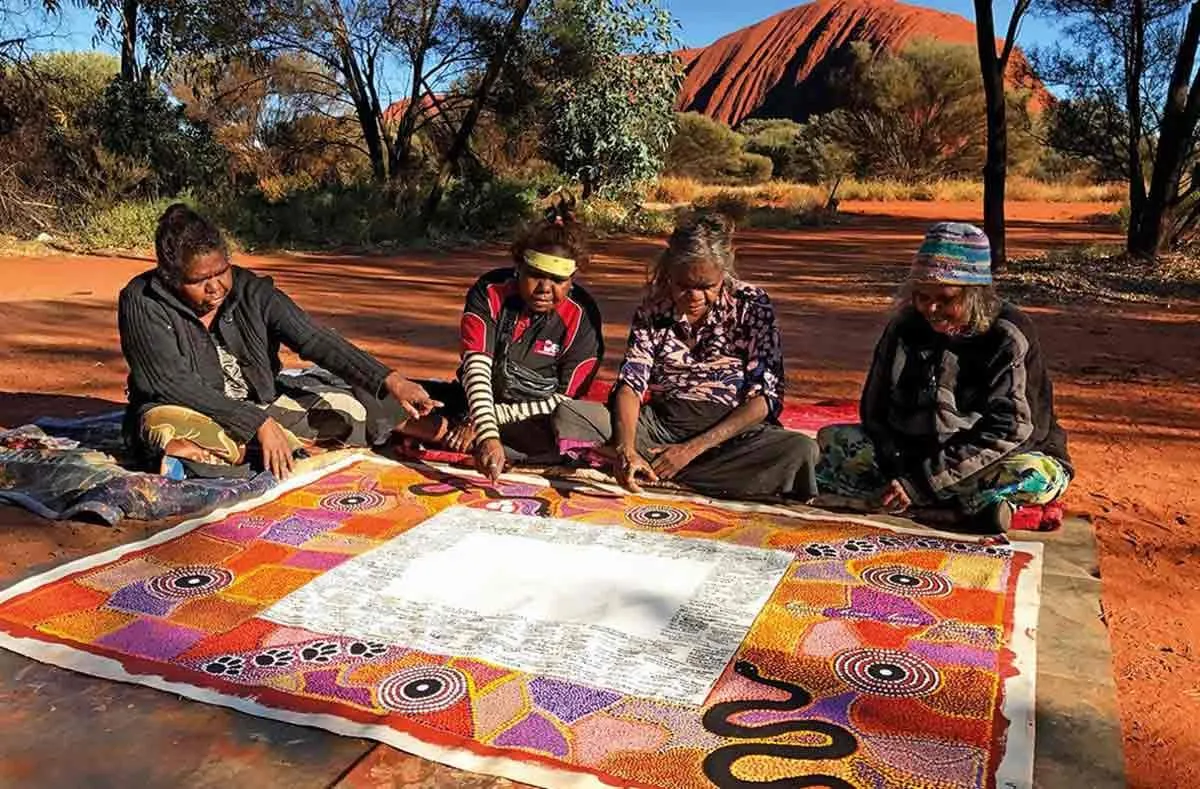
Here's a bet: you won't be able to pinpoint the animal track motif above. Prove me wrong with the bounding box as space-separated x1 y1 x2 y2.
300 641 341 663
347 641 388 659
842 538 877 554
203 655 245 677
252 648 295 668
804 543 838 558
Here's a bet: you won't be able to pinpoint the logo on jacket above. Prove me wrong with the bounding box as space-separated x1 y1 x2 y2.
533 339 560 356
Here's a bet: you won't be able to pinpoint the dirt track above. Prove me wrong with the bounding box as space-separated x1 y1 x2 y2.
1 201 1197 788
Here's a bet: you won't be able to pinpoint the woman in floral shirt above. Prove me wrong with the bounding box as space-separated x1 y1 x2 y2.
553 214 819 500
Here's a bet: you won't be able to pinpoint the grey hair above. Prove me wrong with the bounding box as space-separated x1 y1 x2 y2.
895 281 1001 335
650 213 737 295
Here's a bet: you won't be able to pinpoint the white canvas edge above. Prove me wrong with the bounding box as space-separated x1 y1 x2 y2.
0 451 1038 788
0 628 612 789
994 539 1043 789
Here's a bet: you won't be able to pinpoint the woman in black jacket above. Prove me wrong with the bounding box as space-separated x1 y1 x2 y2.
119 204 437 479
816 222 1072 533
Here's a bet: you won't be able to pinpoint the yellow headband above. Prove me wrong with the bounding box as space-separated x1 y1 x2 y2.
523 249 576 278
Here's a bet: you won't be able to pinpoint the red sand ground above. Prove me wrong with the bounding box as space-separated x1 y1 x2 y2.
0 201 1197 788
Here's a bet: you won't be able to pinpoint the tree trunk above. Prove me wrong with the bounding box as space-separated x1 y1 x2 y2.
119 0 139 83
1124 0 1150 250
422 0 532 221
1129 0 1200 259
340 47 387 182
974 0 1008 272
389 0 441 179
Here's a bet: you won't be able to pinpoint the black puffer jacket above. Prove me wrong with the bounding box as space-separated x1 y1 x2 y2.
118 266 392 444
861 302 1071 503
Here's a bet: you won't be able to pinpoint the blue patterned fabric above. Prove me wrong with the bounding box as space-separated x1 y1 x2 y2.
911 222 993 286
0 412 272 525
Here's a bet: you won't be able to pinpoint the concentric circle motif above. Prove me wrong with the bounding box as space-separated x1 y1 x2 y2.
319 490 388 512
626 505 690 529
860 565 953 598
377 666 468 714
145 566 235 600
833 648 942 698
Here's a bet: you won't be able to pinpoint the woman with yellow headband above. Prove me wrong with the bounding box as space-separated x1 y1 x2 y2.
400 200 603 480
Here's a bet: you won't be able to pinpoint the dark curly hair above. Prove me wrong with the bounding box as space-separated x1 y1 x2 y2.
510 193 590 272
154 203 228 284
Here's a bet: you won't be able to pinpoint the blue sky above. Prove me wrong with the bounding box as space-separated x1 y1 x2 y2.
39 1 1062 56
668 0 1060 50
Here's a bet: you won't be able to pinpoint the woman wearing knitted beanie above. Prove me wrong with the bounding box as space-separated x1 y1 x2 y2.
816 222 1072 533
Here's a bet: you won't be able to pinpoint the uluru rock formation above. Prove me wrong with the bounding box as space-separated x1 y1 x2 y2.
677 0 1041 126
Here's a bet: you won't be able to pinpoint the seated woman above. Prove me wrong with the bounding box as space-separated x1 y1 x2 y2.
554 213 819 500
817 222 1072 533
399 201 603 481
119 204 438 480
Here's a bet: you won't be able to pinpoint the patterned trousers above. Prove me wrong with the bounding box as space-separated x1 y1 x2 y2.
139 373 391 466
815 424 1070 513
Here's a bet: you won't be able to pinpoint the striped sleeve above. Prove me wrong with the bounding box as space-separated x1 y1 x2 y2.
462 352 500 443
494 395 566 425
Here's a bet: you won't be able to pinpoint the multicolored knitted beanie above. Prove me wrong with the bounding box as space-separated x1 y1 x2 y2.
910 222 993 285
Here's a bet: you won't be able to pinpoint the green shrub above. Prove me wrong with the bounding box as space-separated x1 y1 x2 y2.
664 112 745 182
728 152 774 185
74 195 184 250
433 177 538 237
95 79 227 197
205 176 539 250
578 199 674 236
740 118 806 181
207 183 413 249
663 114 777 185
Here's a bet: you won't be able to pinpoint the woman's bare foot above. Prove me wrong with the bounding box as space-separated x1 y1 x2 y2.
161 438 227 473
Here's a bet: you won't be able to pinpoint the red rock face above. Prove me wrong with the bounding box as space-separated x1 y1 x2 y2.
676 0 1043 126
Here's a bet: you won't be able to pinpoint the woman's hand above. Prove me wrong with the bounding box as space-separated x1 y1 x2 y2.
649 441 704 480
446 420 476 453
384 372 442 420
256 417 295 479
615 447 658 493
880 479 912 512
475 437 506 482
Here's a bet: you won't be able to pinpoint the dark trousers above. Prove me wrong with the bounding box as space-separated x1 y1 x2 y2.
553 398 819 501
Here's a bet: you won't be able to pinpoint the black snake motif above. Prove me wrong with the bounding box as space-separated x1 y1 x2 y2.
702 661 858 789
407 476 552 516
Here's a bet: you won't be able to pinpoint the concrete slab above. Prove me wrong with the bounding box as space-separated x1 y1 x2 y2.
1034 674 1127 789
0 648 372 789
1028 517 1103 581
1021 518 1126 788
1036 572 1115 686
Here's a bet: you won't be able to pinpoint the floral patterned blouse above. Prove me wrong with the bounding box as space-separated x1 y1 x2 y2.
617 279 785 419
